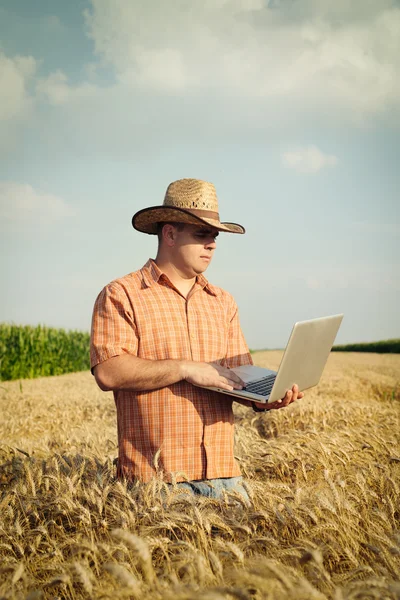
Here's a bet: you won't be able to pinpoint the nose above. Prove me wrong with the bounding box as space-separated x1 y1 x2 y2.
205 237 217 249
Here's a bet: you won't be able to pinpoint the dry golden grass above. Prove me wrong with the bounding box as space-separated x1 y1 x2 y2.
0 352 399 599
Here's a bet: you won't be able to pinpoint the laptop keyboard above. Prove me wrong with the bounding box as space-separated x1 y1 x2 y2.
245 374 276 397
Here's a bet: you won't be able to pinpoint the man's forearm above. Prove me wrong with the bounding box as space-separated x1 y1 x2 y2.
94 353 245 393
94 354 187 392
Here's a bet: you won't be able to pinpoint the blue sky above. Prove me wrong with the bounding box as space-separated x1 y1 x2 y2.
1 0 399 349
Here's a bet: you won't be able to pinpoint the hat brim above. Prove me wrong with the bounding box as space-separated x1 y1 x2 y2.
132 206 245 234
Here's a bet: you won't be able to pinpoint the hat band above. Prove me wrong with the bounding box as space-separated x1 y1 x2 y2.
183 208 220 221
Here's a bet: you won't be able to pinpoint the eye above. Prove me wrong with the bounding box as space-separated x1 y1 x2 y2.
194 229 219 241
197 233 217 240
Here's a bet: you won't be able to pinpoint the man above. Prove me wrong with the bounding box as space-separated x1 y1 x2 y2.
90 178 303 500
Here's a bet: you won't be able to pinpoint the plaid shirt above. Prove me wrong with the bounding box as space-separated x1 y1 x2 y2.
90 259 253 483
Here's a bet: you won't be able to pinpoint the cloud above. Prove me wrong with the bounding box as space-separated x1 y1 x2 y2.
0 182 75 229
281 146 338 174
82 0 400 119
0 51 36 121
36 70 97 106
2 0 400 160
0 51 38 156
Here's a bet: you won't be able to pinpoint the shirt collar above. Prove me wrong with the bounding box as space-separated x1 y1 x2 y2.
141 259 220 296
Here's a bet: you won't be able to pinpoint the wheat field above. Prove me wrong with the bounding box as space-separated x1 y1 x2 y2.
0 351 399 599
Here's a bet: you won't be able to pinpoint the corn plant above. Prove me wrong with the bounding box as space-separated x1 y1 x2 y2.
0 323 90 381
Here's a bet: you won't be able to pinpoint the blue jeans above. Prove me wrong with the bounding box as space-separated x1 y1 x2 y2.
168 476 250 504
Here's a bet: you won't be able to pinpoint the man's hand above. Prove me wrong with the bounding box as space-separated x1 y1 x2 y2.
181 361 245 391
252 384 304 411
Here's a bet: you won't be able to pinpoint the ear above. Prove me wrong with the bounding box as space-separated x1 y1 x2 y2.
162 224 177 247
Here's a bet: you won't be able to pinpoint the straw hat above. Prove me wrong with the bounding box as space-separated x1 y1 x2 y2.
132 178 245 235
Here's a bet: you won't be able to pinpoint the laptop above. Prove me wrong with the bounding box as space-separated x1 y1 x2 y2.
196 314 343 404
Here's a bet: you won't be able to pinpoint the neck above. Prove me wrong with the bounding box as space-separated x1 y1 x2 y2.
154 253 196 296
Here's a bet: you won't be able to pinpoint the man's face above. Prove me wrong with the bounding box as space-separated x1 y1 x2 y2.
171 223 219 276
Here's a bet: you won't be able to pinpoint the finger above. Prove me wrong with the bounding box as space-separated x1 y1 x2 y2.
291 384 299 403
218 376 243 390
227 377 244 389
268 388 294 409
215 378 235 391
282 389 292 406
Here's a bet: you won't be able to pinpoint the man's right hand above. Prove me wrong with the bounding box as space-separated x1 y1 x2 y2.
180 361 245 391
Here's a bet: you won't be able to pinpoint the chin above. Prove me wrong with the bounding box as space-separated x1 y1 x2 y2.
198 262 210 272
192 266 206 276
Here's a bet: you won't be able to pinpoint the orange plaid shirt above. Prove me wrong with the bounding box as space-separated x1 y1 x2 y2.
90 259 253 483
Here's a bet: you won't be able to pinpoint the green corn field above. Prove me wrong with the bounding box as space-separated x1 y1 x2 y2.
0 323 90 381
332 338 400 353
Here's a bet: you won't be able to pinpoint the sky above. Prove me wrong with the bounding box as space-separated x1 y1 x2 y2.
0 0 399 349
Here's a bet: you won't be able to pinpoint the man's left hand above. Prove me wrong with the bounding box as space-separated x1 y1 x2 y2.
252 384 304 411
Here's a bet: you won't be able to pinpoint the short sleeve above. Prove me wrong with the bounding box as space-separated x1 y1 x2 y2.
222 295 253 369
90 282 139 371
